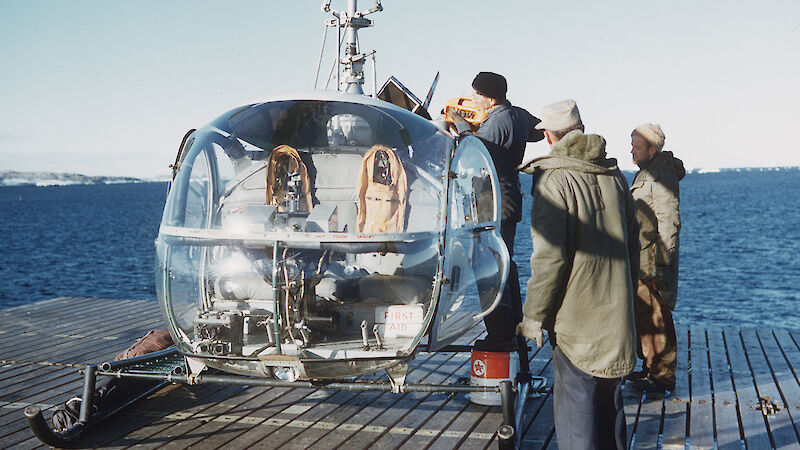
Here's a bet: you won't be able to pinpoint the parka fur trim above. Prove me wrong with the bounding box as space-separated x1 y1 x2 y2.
520 130 619 175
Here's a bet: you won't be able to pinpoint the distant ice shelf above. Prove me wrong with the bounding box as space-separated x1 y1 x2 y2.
689 166 799 174
0 170 144 187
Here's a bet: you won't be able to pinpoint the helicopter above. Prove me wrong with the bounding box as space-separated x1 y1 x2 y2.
157 0 508 388
25 1 541 448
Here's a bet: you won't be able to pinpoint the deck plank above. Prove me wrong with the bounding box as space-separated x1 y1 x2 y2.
633 390 665 449
662 323 689 448
774 329 800 406
726 327 773 449
706 326 743 450
782 330 800 377
518 393 555 450
516 341 555 450
689 325 715 449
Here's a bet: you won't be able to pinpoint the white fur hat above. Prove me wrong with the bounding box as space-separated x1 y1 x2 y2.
633 123 665 149
534 99 582 131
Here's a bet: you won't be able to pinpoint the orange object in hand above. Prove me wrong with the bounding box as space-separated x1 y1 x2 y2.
442 96 487 125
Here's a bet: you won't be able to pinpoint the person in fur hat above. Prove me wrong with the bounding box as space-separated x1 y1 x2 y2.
517 99 638 450
447 72 544 352
627 124 686 393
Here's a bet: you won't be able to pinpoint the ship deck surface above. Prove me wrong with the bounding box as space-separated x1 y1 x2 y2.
1 297 799 449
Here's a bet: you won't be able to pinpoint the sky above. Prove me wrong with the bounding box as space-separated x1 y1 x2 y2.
1 0 798 178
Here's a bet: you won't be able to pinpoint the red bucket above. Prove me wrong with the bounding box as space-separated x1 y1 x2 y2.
469 350 519 405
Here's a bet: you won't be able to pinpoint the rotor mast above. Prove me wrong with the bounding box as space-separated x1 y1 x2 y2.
320 0 382 95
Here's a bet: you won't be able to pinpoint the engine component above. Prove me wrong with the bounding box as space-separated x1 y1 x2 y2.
194 311 243 355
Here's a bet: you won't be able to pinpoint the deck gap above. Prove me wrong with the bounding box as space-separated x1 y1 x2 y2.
704 328 722 448
627 388 645 449
542 426 555 449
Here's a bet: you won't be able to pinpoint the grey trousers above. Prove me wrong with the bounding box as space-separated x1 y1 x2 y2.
552 345 627 450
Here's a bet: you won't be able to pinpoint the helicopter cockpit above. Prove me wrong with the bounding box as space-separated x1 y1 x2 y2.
155 92 509 381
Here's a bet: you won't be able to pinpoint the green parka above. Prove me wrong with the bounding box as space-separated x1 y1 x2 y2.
520 130 639 378
631 150 685 309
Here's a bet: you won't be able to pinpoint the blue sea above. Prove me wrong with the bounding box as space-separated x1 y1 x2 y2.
1 170 799 329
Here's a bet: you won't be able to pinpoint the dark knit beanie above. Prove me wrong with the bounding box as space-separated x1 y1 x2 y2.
472 72 507 100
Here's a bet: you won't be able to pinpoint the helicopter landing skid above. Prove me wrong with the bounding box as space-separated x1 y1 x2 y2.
24 347 547 449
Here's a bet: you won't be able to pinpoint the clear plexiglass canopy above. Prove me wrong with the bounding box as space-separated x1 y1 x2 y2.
155 92 508 379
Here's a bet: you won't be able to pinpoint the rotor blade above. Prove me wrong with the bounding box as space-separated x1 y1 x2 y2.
423 71 439 111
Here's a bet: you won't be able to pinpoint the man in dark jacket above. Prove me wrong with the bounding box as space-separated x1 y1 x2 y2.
628 124 686 392
448 71 544 351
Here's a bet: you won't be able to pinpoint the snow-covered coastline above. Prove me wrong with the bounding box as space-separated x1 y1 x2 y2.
0 170 145 187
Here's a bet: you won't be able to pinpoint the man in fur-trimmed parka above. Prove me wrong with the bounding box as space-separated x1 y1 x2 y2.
517 99 638 450
627 124 685 393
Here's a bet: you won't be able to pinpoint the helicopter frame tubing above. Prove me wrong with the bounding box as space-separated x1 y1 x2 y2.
24 345 545 449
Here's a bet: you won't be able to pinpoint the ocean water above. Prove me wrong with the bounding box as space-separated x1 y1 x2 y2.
0 183 168 306
1 171 799 329
513 169 800 330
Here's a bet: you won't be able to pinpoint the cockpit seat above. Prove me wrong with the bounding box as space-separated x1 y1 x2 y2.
356 145 408 233
265 144 313 212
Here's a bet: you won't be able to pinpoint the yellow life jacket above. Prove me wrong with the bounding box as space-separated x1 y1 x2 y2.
356 145 408 233
265 145 313 212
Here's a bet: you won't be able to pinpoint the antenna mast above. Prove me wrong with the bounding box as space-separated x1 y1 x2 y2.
319 0 382 95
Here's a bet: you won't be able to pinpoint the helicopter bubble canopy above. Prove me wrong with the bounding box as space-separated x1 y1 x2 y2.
155 92 509 379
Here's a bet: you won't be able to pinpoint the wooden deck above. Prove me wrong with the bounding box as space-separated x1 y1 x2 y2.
1 298 800 449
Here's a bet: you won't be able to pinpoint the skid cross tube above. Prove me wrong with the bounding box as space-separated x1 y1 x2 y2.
94 369 503 393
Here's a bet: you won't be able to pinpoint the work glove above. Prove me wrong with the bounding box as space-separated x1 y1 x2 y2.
516 317 544 348
446 108 467 125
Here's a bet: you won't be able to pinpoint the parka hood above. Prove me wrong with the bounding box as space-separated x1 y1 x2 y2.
520 130 619 175
649 151 686 180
